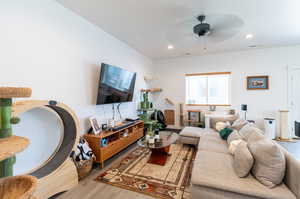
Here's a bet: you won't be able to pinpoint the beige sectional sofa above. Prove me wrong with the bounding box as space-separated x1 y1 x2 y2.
180 124 300 199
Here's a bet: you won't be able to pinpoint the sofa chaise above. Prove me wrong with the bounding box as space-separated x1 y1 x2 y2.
179 118 300 199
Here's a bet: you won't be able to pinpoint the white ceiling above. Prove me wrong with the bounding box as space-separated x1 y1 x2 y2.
57 0 300 60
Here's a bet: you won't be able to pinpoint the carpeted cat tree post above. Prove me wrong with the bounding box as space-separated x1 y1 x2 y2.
0 87 32 177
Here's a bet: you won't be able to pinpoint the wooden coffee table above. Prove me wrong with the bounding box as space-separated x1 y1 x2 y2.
138 131 179 166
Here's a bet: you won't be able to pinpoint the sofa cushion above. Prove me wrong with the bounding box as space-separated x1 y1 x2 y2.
239 123 264 141
216 121 230 131
198 133 230 154
229 139 243 154
200 131 220 138
231 118 248 130
248 139 286 188
191 184 263 199
179 126 212 138
210 115 239 130
227 130 242 145
247 129 265 143
192 150 296 199
233 140 254 177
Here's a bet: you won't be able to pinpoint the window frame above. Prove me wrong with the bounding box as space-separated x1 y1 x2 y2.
185 72 231 106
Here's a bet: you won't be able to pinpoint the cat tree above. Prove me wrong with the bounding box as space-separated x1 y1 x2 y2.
0 87 38 199
0 88 79 199
0 87 32 177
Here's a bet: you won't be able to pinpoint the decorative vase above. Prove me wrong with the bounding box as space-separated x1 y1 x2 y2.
148 138 155 144
145 134 151 141
209 105 216 112
229 109 235 115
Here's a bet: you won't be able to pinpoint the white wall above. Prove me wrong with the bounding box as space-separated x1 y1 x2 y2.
153 46 300 133
0 0 153 132
0 0 153 175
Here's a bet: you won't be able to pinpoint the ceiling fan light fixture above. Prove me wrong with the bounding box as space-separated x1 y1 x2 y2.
193 22 210 37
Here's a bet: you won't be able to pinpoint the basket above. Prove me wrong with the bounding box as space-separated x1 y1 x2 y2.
75 157 94 180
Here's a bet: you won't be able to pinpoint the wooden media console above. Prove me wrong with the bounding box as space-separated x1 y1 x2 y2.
84 121 144 168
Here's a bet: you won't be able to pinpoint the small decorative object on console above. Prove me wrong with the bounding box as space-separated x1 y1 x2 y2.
102 123 108 131
209 105 216 111
89 117 101 134
229 109 236 115
108 118 115 128
101 138 108 147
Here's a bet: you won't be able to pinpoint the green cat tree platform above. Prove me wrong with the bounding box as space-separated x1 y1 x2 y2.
0 87 32 177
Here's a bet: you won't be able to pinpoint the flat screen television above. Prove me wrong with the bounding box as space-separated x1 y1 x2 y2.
96 63 136 105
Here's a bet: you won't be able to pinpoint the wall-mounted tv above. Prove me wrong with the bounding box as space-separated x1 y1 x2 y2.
96 63 136 105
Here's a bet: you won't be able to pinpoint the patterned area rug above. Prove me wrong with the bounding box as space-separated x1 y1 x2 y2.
95 143 196 199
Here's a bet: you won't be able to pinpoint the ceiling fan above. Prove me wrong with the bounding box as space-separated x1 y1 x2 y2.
193 15 211 37
168 14 244 47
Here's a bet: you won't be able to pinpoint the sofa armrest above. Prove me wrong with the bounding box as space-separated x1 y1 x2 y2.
278 144 300 199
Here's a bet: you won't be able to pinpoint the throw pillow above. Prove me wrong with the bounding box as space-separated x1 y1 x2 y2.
215 121 230 132
219 127 233 140
231 118 248 130
229 139 243 154
227 130 242 145
239 123 264 141
248 139 286 188
233 140 254 178
247 129 265 143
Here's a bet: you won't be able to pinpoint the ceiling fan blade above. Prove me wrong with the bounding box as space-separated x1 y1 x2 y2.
207 14 244 32
208 28 240 43
205 14 243 43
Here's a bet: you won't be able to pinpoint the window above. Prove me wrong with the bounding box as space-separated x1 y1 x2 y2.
185 72 231 106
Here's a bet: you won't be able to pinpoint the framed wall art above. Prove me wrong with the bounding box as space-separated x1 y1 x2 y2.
247 76 269 90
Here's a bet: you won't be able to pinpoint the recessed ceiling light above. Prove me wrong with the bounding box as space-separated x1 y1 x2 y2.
167 45 174 50
245 34 254 39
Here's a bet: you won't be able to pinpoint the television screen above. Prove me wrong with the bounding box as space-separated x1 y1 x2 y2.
96 63 136 104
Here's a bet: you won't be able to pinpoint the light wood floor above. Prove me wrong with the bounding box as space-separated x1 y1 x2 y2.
56 143 154 199
56 136 300 199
